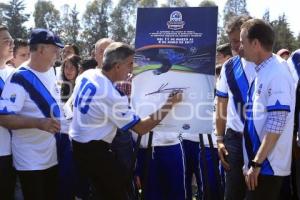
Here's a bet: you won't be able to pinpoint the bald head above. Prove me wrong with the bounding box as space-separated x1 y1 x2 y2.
95 38 114 68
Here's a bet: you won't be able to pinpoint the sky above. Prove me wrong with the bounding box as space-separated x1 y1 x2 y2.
2 0 300 36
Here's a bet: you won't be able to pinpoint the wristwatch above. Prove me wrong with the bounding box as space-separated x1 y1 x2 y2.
249 160 263 168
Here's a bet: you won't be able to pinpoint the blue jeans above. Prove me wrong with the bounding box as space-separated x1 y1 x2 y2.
224 128 246 200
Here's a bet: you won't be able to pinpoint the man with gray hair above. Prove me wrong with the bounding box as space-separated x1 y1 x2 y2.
70 42 183 199
96 38 136 198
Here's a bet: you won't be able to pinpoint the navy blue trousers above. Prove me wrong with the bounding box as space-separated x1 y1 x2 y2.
0 155 15 200
183 140 223 200
137 143 186 200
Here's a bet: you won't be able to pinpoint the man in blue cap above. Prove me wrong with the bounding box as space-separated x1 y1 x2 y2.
0 28 63 200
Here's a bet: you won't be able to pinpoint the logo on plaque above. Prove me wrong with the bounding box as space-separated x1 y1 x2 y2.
167 11 185 30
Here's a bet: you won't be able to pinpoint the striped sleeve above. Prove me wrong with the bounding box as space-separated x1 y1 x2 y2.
216 63 228 98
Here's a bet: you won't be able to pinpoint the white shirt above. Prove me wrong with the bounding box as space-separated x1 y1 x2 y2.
216 56 256 133
69 69 140 143
243 55 295 176
59 104 72 134
60 96 73 134
55 74 72 135
55 66 63 81
0 66 60 170
0 65 15 156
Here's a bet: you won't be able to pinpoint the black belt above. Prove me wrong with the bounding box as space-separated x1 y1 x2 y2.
226 128 243 138
72 139 111 151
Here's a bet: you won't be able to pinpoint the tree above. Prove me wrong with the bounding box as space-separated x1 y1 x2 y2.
81 0 112 54
199 0 217 7
110 6 126 43
0 3 9 25
162 0 188 7
297 33 300 49
262 9 270 22
218 0 249 45
33 1 60 33
137 0 158 7
198 0 221 46
223 0 249 24
60 5 81 44
271 14 297 52
3 0 29 38
110 0 136 44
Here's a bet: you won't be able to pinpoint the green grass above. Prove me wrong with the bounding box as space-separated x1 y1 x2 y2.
133 64 195 75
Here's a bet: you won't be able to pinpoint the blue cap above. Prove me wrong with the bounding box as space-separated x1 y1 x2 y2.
29 28 64 48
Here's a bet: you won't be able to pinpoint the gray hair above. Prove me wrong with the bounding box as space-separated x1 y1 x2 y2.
102 42 135 72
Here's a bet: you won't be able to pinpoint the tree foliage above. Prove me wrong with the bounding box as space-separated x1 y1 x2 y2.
33 1 60 33
137 0 158 7
60 5 80 44
271 14 297 52
110 0 136 44
81 0 112 53
218 0 249 45
297 33 300 49
223 0 249 24
199 0 217 7
163 0 188 7
0 3 9 25
1 0 29 38
262 9 270 22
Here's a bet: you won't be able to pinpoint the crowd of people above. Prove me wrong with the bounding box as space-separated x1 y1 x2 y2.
0 14 299 200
